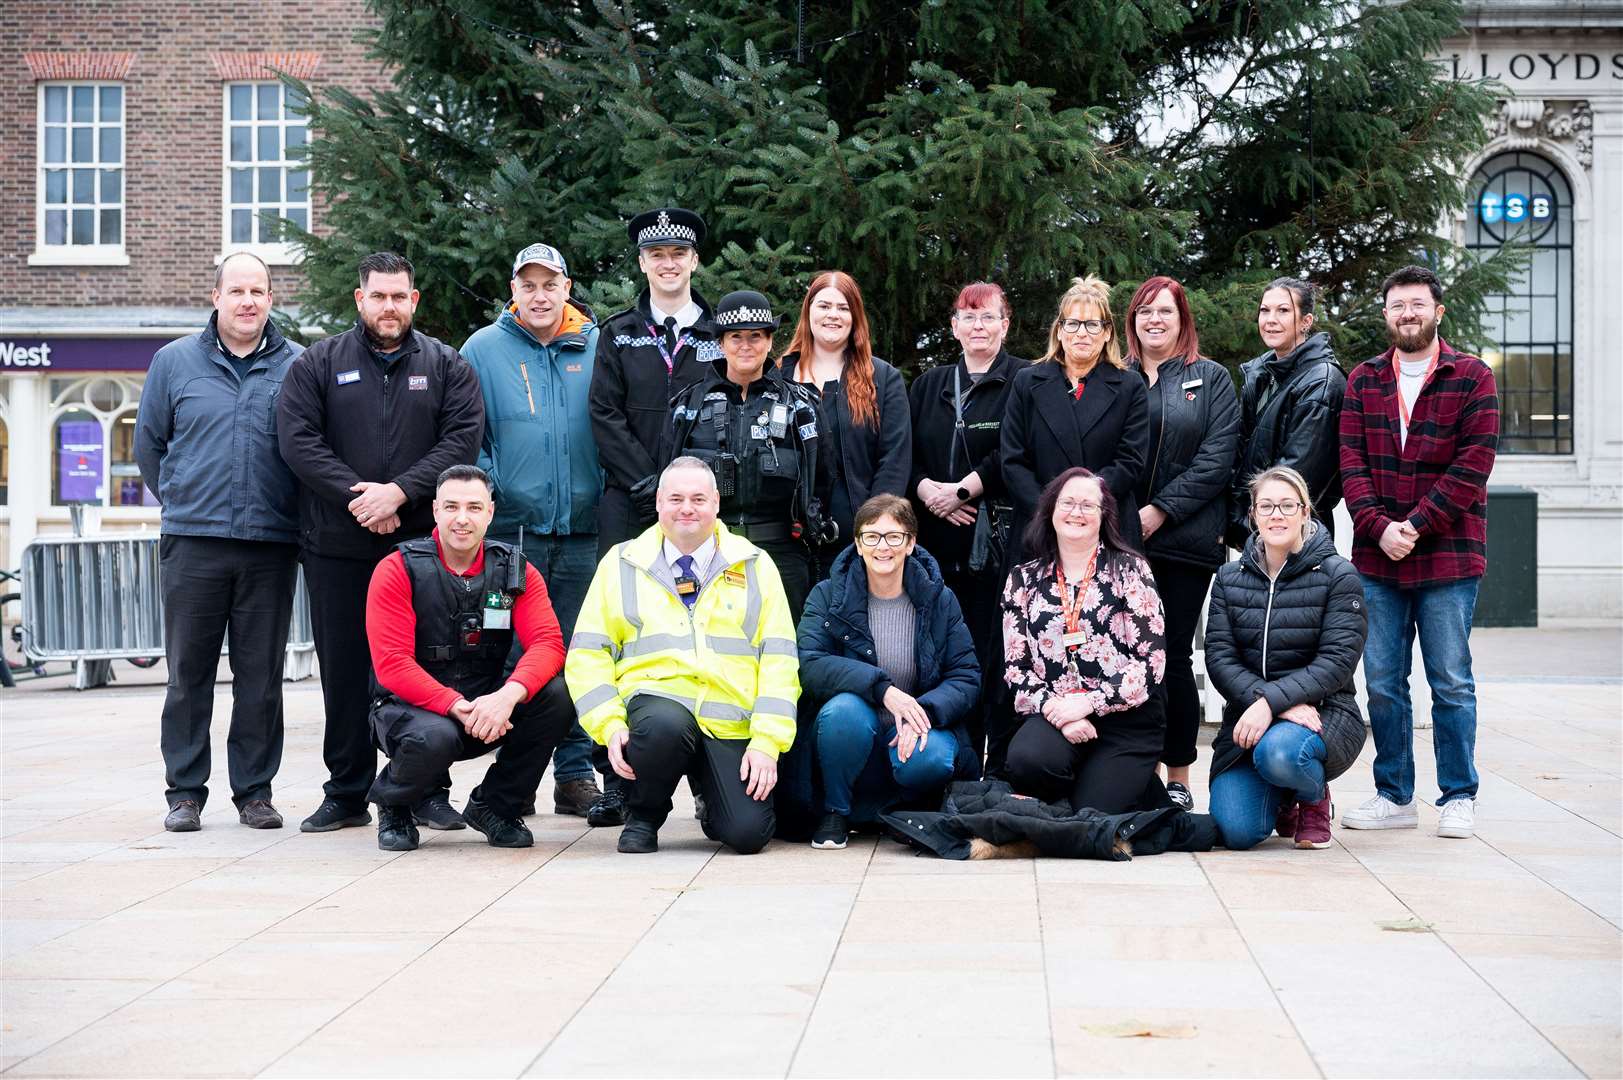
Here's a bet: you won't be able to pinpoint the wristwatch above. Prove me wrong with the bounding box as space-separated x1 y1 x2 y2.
956 486 972 501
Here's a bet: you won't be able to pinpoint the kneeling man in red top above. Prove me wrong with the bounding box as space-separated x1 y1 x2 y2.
364 465 576 851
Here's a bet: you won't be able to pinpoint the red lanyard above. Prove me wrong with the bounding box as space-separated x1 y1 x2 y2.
1055 547 1098 640
1396 346 1439 429
647 322 691 374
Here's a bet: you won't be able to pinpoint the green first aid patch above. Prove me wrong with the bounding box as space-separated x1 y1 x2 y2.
484 591 513 609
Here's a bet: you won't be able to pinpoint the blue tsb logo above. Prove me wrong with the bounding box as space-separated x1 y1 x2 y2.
1479 192 1553 224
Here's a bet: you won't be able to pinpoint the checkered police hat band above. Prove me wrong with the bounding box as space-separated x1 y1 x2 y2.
637 223 698 246
716 307 774 326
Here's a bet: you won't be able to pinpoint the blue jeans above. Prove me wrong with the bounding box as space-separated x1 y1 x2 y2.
1362 577 1480 806
509 532 601 783
816 693 958 818
1209 721 1328 850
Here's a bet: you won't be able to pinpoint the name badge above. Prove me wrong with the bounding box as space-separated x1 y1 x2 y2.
1062 630 1086 649
675 575 698 596
336 369 361 385
482 607 512 630
408 375 428 390
1180 378 1204 390
722 569 746 587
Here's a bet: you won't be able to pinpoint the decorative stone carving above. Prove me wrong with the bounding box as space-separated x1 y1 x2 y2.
1494 99 1593 168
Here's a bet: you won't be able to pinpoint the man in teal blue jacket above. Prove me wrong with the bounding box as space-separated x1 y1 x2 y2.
461 242 607 819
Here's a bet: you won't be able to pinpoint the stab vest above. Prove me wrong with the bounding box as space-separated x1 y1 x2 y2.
396 536 525 699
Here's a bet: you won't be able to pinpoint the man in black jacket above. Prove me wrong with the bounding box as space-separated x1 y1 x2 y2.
277 251 485 834
588 207 719 556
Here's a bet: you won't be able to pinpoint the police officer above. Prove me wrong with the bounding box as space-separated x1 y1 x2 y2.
660 290 831 621
364 465 575 851
589 207 720 555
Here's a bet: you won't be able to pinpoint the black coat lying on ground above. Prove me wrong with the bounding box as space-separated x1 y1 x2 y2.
881 780 1219 860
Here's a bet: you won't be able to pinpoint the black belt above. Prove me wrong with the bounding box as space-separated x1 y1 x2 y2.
730 520 795 543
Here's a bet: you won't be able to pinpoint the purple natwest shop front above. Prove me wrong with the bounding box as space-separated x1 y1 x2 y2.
0 311 207 572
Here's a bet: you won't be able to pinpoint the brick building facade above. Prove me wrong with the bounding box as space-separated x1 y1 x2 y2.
0 0 390 577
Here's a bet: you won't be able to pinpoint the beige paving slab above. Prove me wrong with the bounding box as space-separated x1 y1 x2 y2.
0 978 160 1065
6 996 348 1078
2 857 236 920
145 930 441 1001
1 917 91 959
1050 1005 1318 1078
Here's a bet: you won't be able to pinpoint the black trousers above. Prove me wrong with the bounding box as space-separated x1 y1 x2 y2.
1149 558 1215 769
622 695 774 854
941 561 1002 763
368 676 574 820
304 549 448 808
596 486 646 559
759 538 813 624
1004 697 1168 813
159 535 298 809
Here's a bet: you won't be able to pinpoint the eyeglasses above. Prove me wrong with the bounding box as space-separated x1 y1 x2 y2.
857 531 912 549
955 312 1005 326
1055 498 1101 516
1255 500 1303 517
1058 318 1106 335
1385 301 1435 315
1134 307 1177 321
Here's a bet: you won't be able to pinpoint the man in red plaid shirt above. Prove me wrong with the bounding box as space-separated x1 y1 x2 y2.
1338 265 1499 841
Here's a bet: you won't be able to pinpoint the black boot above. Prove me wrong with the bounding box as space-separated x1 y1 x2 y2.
462 796 534 848
377 805 419 851
616 817 660 854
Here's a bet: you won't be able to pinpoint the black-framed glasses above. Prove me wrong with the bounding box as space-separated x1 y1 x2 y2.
1255 499 1303 516
857 531 912 549
1059 318 1106 335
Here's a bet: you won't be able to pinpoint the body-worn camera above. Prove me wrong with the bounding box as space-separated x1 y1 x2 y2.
458 612 483 651
715 453 738 497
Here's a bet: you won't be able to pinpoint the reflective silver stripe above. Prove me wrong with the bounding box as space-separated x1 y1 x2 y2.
569 631 619 658
617 551 642 631
741 559 762 643
705 635 756 656
622 632 692 658
698 700 750 723
574 683 621 715
757 637 798 658
751 695 797 719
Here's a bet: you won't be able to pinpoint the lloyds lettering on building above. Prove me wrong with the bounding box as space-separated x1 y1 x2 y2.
1445 51 1623 82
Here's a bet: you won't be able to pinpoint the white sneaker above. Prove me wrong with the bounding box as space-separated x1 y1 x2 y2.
1340 794 1419 830
1437 797 1476 839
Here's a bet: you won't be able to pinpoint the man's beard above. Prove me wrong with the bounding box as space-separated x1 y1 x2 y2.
362 311 413 350
1388 315 1438 353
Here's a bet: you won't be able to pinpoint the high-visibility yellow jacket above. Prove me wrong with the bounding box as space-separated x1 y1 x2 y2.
564 522 800 758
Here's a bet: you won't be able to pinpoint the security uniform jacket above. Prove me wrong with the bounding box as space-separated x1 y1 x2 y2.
1204 526 1368 785
277 325 484 560
659 361 830 545
135 312 302 543
565 522 801 759
781 352 912 540
588 290 720 538
907 349 1019 571
1000 360 1150 551
1228 333 1346 547
1134 355 1242 570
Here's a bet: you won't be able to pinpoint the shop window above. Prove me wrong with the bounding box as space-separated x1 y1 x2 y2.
35 83 125 261
46 376 153 507
1464 151 1574 455
222 82 310 260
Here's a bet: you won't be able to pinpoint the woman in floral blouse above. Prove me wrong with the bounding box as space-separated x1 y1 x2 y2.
1002 467 1169 813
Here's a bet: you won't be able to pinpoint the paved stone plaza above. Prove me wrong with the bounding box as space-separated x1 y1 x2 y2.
2 626 1619 1078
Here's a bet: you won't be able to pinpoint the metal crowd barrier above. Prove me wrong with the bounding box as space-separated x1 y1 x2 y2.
19 534 314 690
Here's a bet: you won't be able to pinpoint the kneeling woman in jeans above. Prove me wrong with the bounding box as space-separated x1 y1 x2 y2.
1002 467 1168 812
797 494 980 849
1205 466 1368 849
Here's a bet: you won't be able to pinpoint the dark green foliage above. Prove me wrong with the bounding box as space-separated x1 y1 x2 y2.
283 0 1517 376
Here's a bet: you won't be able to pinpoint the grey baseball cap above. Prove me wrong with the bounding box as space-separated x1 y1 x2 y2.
512 242 568 277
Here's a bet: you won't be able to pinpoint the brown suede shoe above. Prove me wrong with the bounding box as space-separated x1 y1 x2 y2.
238 799 284 829
553 777 602 817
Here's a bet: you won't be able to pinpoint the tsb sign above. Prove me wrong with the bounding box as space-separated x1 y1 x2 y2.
1479 193 1554 224
0 341 53 368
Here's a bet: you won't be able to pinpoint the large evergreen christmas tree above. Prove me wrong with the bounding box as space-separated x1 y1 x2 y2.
284 0 1516 372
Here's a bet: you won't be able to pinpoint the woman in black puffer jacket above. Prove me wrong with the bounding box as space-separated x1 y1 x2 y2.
1206 466 1367 851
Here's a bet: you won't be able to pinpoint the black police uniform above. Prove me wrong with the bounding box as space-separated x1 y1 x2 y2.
588 208 718 555
661 362 830 620
367 536 573 820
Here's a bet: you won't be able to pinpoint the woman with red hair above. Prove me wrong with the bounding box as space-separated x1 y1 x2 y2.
780 271 912 581
1125 275 1241 811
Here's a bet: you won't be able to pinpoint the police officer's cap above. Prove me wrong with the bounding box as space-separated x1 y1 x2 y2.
629 207 705 250
712 290 779 332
